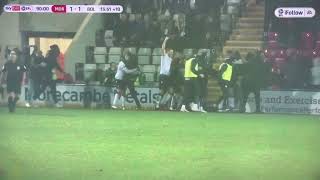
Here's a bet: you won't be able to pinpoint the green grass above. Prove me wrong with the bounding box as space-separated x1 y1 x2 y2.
0 107 320 180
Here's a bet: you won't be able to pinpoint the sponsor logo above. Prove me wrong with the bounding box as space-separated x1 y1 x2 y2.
24 87 160 104
11 5 21 11
21 5 33 12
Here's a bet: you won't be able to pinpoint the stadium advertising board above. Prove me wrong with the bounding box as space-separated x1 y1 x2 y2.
0 84 161 107
2 85 320 114
261 90 320 115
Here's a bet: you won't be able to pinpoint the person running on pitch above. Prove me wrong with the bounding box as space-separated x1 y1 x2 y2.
0 49 27 112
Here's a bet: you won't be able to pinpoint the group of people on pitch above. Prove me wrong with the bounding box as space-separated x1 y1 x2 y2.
111 36 213 113
111 37 268 113
0 39 267 113
0 45 65 112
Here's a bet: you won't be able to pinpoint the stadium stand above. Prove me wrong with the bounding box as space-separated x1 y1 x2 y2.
94 47 107 64
84 64 97 81
151 48 162 65
108 47 122 64
137 48 151 65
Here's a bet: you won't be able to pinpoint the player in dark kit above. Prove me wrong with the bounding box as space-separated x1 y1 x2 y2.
0 50 27 112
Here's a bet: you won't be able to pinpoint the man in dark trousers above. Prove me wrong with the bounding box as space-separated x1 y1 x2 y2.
180 50 206 112
38 45 64 107
25 46 45 107
123 52 142 109
240 51 269 113
218 52 234 111
0 49 26 112
112 51 140 110
196 49 212 113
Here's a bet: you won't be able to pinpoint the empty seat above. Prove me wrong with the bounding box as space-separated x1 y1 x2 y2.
152 56 161 65
138 48 152 65
94 54 106 63
138 56 150 65
142 65 156 73
108 47 122 64
124 47 137 54
152 48 162 56
94 47 107 63
94 47 107 54
84 64 97 70
84 64 97 81
109 47 122 55
144 73 155 82
152 48 162 65
138 48 152 56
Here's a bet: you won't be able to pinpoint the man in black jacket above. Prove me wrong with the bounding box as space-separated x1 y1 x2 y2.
38 45 64 107
123 52 142 109
240 51 270 113
25 46 45 107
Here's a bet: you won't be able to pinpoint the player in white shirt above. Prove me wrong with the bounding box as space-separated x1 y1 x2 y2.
156 37 174 110
112 53 138 110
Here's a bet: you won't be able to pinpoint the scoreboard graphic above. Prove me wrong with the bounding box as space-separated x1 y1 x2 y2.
3 4 123 14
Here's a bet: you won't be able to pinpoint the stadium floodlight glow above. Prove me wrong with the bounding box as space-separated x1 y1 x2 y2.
275 7 316 18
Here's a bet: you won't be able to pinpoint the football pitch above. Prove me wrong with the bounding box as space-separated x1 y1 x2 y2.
0 107 319 180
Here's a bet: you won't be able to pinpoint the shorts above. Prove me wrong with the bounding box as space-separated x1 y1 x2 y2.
116 79 127 91
7 81 21 94
159 74 171 92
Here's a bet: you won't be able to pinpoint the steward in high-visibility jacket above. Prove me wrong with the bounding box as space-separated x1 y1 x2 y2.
218 58 234 111
180 56 203 112
219 62 233 83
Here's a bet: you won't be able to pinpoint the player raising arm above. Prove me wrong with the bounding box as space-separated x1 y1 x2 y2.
156 36 174 109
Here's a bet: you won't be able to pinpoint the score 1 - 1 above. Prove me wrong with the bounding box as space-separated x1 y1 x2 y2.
67 5 83 13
